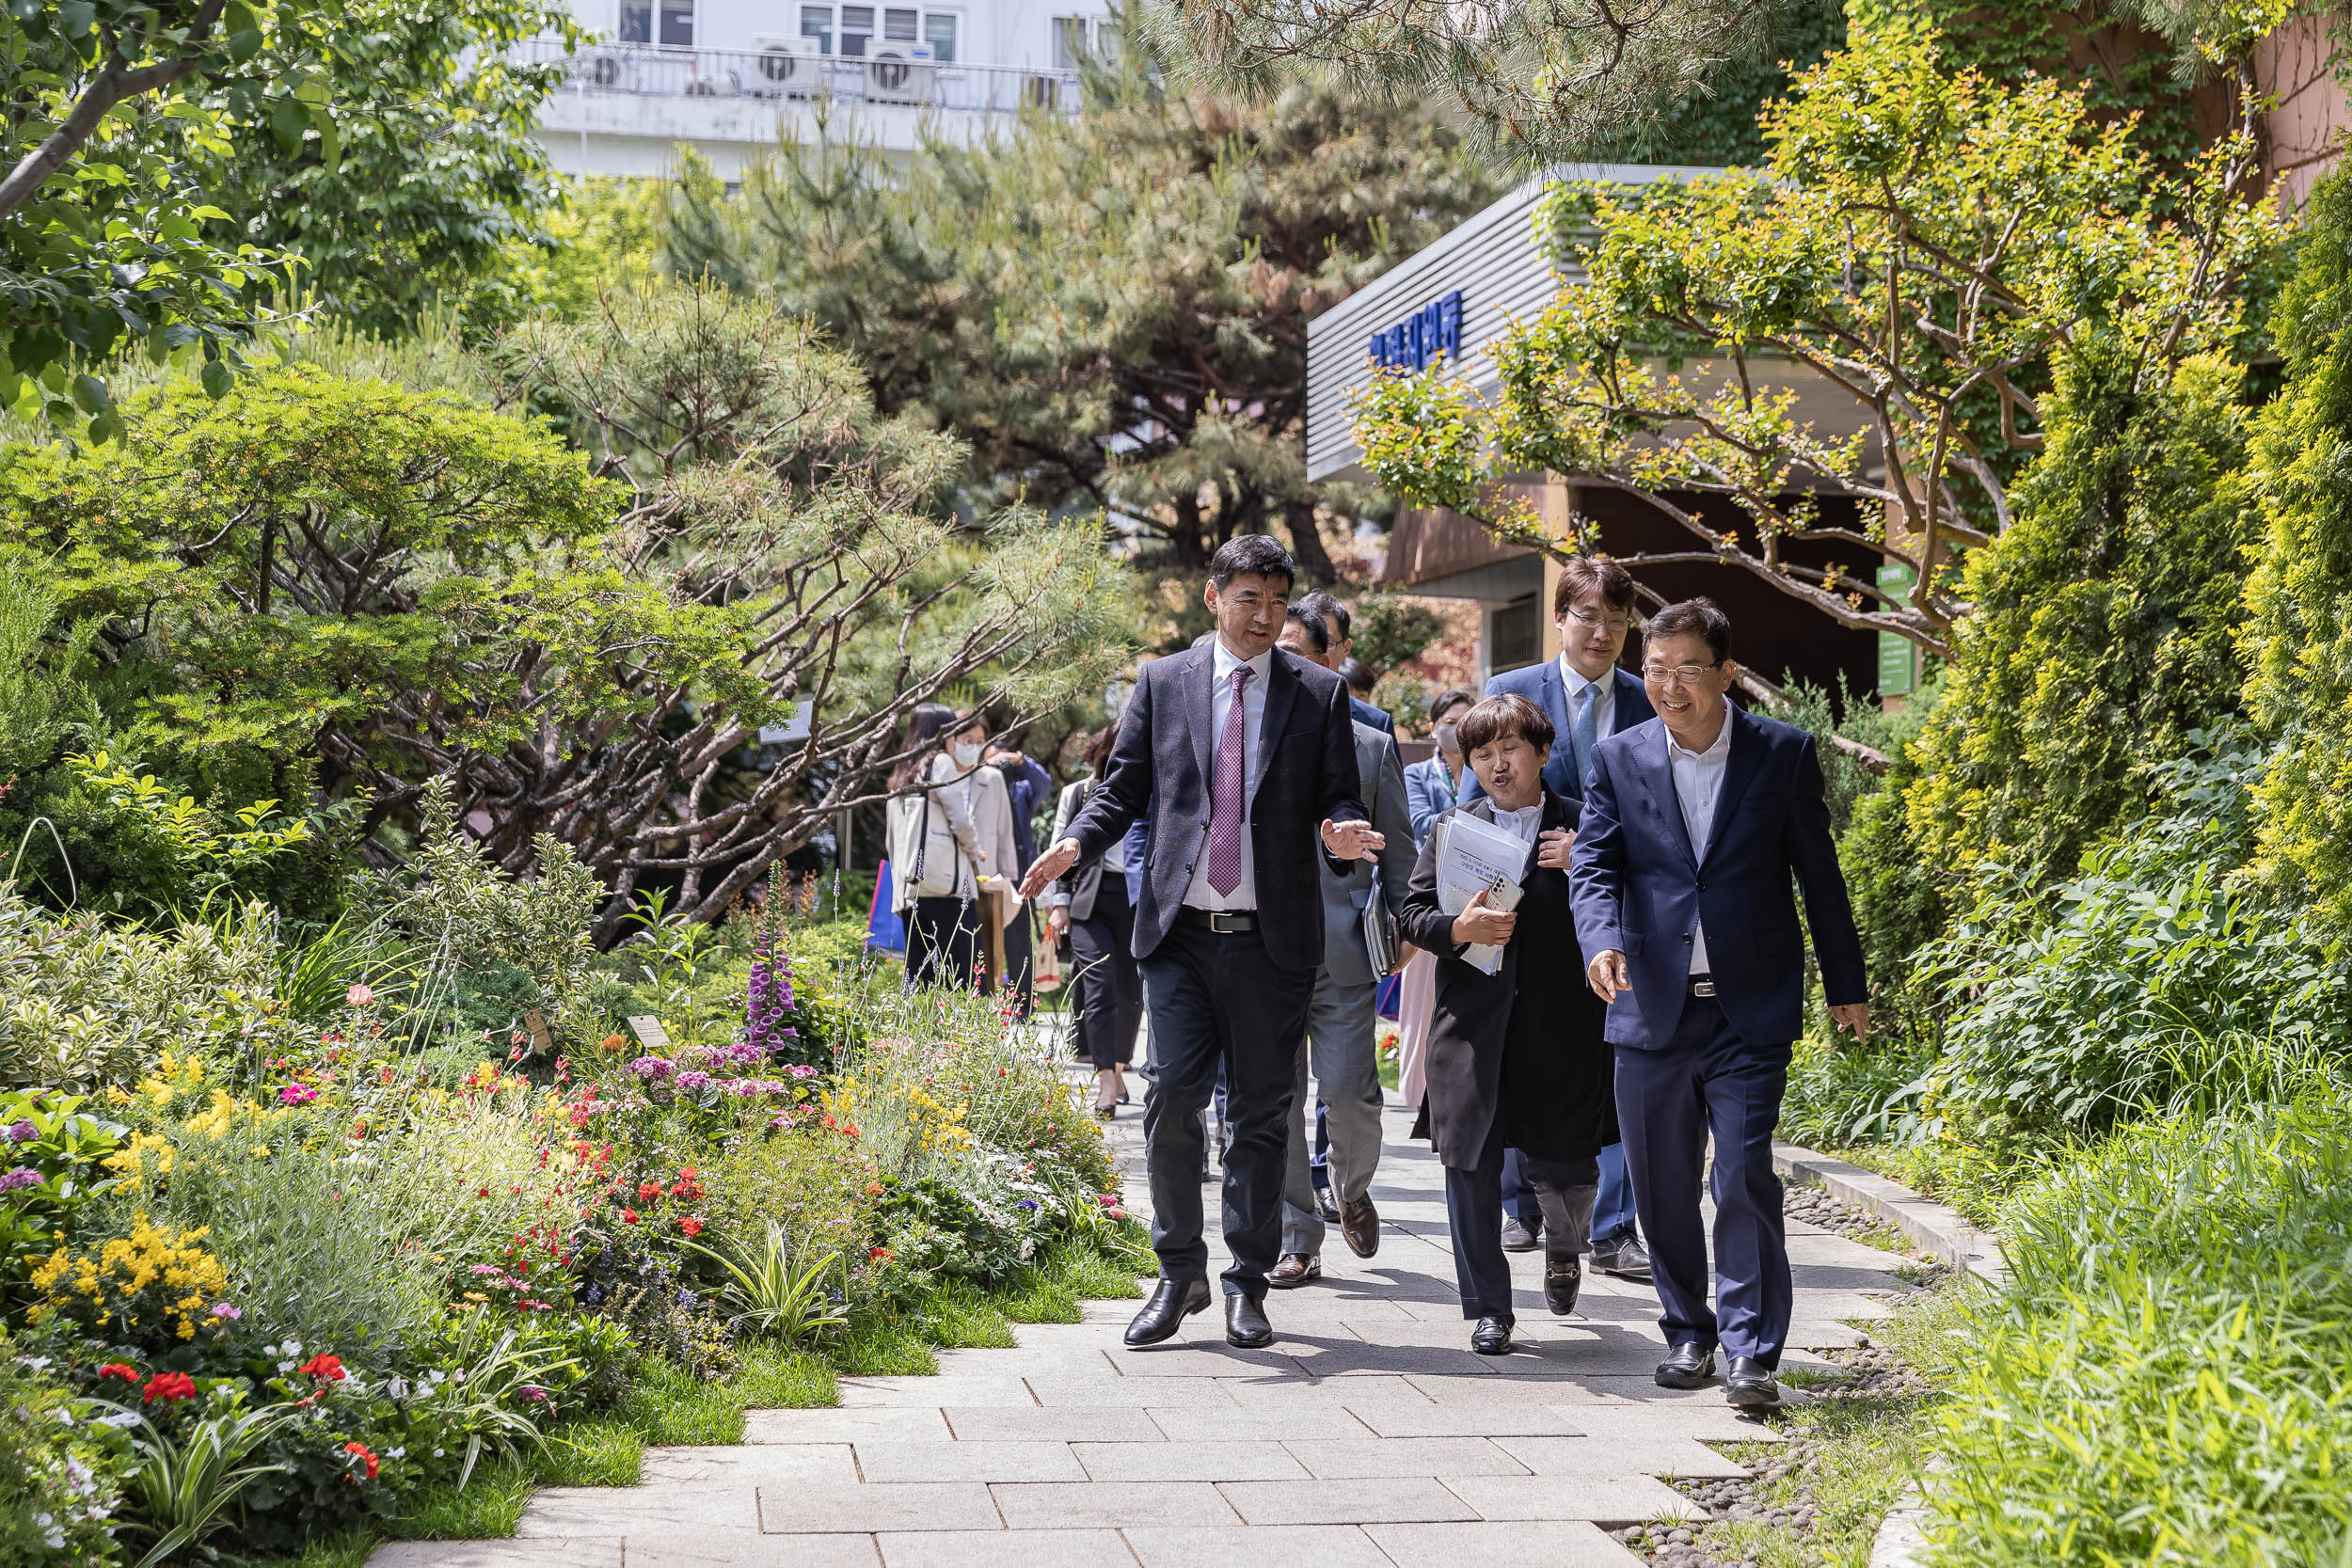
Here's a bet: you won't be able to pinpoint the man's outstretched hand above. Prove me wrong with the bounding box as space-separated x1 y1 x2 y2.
1019 837 1081 900
1830 1003 1871 1042
1322 818 1385 860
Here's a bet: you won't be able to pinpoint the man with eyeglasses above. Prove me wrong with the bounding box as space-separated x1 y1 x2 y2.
1569 597 1868 1412
1462 556 1655 1280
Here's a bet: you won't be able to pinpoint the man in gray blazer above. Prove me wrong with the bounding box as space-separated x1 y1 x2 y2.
1268 610 1418 1283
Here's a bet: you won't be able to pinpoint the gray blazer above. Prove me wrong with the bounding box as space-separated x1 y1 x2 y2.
1043 778 1106 920
1321 721 1418 989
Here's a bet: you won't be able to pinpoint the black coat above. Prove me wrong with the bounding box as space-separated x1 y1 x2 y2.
1400 791 1616 1170
1064 643 1366 973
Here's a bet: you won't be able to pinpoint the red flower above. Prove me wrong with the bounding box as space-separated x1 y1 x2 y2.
300 1353 347 1381
621 1207 640 1225
637 1181 660 1202
867 1246 895 1262
678 1215 704 1237
841 1121 861 1139
98 1362 141 1382
143 1372 197 1403
343 1440 379 1481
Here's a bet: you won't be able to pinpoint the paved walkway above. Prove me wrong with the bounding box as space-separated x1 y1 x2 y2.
377 1082 1915 1568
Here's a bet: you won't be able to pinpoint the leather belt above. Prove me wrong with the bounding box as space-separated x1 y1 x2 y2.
1688 974 1717 998
1176 907 1259 934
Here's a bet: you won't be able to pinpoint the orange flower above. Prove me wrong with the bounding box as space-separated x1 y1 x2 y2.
343 1440 379 1481
678 1215 704 1237
601 1033 628 1053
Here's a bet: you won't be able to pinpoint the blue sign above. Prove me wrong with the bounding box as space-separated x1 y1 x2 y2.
1368 290 1463 372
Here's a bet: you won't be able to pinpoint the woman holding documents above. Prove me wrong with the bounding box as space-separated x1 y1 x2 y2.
1399 692 1614 1355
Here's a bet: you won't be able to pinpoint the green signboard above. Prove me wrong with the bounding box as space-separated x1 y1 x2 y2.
1876 562 1916 697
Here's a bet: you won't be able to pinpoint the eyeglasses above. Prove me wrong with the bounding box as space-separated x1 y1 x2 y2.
1564 606 1633 634
1641 662 1722 686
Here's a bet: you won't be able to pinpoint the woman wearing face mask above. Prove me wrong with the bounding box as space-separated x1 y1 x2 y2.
888 704 1004 990
955 710 1025 996
1396 689 1475 1120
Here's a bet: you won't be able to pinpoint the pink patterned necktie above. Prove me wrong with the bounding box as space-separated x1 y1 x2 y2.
1205 665 1254 896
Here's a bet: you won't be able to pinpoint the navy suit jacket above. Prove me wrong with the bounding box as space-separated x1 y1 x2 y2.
1568 705 1866 1049
1351 695 1394 737
1067 644 1367 972
1461 660 1654 805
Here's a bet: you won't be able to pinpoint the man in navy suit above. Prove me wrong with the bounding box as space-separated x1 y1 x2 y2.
1462 558 1654 1279
1296 591 1395 736
1022 535 1382 1351
1569 598 1868 1410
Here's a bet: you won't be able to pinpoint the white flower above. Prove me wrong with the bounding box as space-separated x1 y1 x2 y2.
387 1446 407 1459
276 1361 295 1374
433 1447 445 1458
40 1528 63 1550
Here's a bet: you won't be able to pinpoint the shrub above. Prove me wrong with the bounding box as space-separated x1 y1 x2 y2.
25 1213 234 1351
1921 735 2346 1138
1925 1084 2352 1565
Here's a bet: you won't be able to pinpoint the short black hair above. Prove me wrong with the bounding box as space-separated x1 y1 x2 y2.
1426 688 1476 726
1645 597 1732 665
1457 692 1555 758
1281 606 1329 655
1208 533 1296 592
1296 589 1350 643
1337 657 1375 697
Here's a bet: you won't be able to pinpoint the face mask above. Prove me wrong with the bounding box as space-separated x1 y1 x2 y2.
1433 722 1461 755
950 741 982 768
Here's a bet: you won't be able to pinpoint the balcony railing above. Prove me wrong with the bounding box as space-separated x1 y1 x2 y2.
516 37 1083 116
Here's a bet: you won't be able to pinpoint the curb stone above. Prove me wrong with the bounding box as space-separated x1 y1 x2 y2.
1771 1140 2007 1286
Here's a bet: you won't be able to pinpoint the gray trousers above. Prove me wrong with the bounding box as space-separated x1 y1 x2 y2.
1280 968 1386 1257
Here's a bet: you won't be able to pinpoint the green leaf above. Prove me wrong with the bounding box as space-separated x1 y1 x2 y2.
200 359 234 400
57 0 91 35
268 97 307 153
71 373 109 414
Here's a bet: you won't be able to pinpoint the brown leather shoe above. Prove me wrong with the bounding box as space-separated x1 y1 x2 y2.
1339 1195 1380 1259
1266 1252 1321 1289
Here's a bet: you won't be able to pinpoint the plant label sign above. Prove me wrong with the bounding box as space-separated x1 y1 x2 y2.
627 1015 670 1050
524 1008 553 1052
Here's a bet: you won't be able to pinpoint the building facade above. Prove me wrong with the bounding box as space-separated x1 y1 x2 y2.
528 0 1115 176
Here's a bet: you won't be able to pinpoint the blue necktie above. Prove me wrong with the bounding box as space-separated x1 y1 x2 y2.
1571 682 1600 792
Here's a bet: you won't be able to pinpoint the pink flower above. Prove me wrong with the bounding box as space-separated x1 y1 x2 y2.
279 1084 318 1105
346 983 375 1008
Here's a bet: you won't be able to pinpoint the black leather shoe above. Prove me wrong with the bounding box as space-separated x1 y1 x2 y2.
1654 1341 1717 1388
1266 1252 1321 1290
1339 1196 1380 1259
1725 1355 1780 1409
1500 1215 1541 1252
1592 1234 1652 1281
1124 1279 1211 1346
1225 1292 1274 1348
1544 1254 1582 1316
1314 1186 1342 1224
1470 1316 1513 1355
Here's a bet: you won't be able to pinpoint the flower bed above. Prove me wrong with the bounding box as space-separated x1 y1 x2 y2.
0 851 1138 1563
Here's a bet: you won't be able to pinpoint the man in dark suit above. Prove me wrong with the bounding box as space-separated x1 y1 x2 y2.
1022 534 1382 1349
1569 598 1868 1410
1462 558 1655 1280
1296 590 1395 736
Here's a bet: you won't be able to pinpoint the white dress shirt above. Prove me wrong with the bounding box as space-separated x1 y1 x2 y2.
1490 800 1544 848
1666 712 1733 974
1559 656 1614 739
1184 637 1273 911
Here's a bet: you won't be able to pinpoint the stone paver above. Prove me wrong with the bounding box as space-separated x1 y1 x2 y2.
373 1082 1916 1568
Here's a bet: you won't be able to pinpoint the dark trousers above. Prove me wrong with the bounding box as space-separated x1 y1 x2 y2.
1138 921 1313 1299
1505 1142 1637 1243
1613 992 1793 1367
1445 1113 1597 1323
905 896 979 990
1071 881 1143 1068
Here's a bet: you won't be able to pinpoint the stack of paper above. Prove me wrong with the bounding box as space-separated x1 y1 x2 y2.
1434 811 1533 975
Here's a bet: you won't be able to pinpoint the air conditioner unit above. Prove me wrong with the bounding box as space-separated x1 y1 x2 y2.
754 34 827 96
577 45 639 90
866 40 934 103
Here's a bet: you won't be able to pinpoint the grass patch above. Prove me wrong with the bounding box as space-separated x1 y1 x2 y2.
733 1341 840 1407
991 1240 1150 1322
919 1281 1020 1348
382 1461 535 1540
833 1311 941 1375
535 1418 646 1486
249 1530 377 1568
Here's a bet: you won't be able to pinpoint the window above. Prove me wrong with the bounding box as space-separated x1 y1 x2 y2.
840 4 873 55
618 0 651 40
1051 14 1087 67
658 0 692 45
883 8 917 40
1487 596 1542 676
799 4 831 49
922 10 956 59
